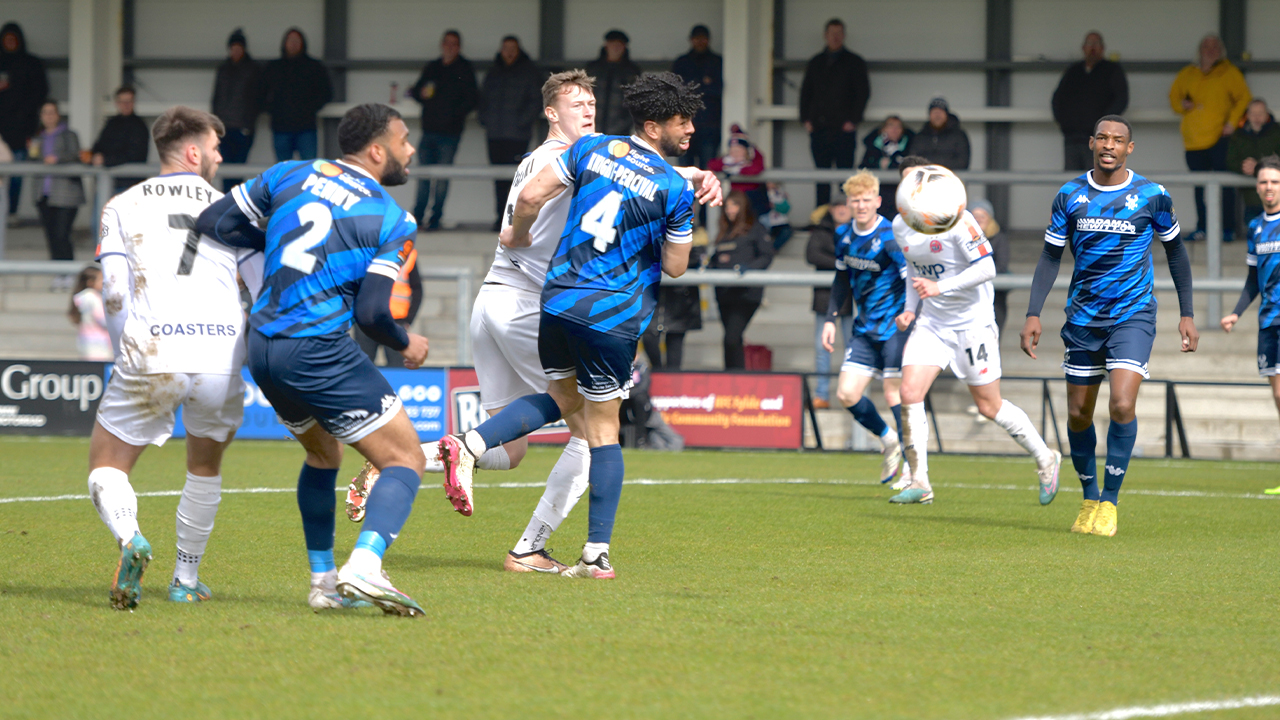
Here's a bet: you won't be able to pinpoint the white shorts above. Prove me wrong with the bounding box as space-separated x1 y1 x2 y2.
470 283 549 411
901 320 1002 386
97 368 244 446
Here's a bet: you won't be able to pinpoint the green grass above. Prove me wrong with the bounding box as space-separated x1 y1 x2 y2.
2 437 1279 719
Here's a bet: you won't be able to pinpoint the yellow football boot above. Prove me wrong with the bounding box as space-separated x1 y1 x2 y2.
1090 501 1118 537
1070 499 1099 534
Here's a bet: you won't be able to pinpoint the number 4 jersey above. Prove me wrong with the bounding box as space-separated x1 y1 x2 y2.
97 172 251 376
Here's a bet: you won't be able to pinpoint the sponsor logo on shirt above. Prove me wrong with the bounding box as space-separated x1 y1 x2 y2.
912 261 945 278
1075 217 1137 234
313 161 343 177
844 256 883 272
929 240 942 253
1256 240 1280 255
149 323 239 337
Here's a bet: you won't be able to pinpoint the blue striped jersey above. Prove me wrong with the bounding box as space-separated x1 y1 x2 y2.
1045 169 1180 327
230 159 417 338
541 134 696 339
834 215 907 340
1247 211 1280 329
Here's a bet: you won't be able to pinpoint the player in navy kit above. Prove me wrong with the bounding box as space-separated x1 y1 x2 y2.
821 170 909 483
196 103 431 615
1220 155 1280 493
436 73 704 579
1021 115 1198 537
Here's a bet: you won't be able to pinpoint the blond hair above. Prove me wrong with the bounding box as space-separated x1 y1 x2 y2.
542 69 596 109
842 170 879 198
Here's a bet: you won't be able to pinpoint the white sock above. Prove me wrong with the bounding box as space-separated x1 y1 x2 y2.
88 467 140 544
477 445 511 471
311 568 336 590
421 441 443 473
901 402 931 491
513 437 590 554
347 547 382 576
582 541 609 563
992 399 1054 467
173 472 221 586
462 430 487 458
880 428 899 449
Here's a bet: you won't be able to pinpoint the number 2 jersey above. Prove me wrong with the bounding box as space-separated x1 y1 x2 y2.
543 134 695 340
1246 210 1280 329
833 215 907 341
486 139 572 293
97 173 252 376
894 211 996 330
230 159 417 339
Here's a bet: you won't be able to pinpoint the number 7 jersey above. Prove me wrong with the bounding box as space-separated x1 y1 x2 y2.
542 134 695 339
97 172 250 375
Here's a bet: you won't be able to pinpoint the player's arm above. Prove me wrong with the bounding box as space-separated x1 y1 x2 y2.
897 261 921 332
502 163 568 249
96 206 129 355
923 255 995 297
673 166 724 207
353 267 428 368
824 269 851 351
1022 193 1072 359
195 179 271 251
1222 264 1259 332
662 180 698 277
1153 191 1198 352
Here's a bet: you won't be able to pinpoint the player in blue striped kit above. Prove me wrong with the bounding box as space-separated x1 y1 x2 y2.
436 73 705 579
1021 115 1198 537
197 103 431 615
1220 155 1280 493
821 170 909 484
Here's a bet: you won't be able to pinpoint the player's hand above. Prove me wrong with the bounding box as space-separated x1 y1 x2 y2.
912 277 940 298
499 226 531 248
43 154 56 165
690 169 724 207
401 333 429 369
1221 313 1239 332
1020 316 1042 359
821 321 836 352
1179 316 1199 352
895 311 915 332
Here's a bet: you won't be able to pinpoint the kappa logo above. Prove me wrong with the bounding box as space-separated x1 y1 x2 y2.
1072 194 1089 206
340 409 369 421
380 394 398 413
1125 194 1140 211
1260 354 1268 370
1105 464 1126 476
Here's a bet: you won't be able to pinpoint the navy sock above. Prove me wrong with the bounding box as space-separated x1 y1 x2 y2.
890 404 903 439
1067 425 1099 501
296 464 339 573
586 444 625 544
1102 418 1137 505
848 396 889 437
357 466 421 553
476 393 561 449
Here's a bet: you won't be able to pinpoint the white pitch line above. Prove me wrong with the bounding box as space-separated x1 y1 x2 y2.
1004 694 1280 720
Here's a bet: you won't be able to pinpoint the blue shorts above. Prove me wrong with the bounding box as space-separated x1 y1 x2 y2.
1060 304 1156 386
246 332 402 443
538 312 635 402
1259 325 1280 377
841 329 907 379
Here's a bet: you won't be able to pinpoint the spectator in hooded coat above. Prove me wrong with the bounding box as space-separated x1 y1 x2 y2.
586 30 642 136
0 22 49 215
211 28 263 191
479 35 542 230
263 28 332 162
671 24 723 169
907 97 970 170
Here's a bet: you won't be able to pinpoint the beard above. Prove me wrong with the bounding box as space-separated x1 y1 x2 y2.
658 131 687 158
198 153 218 184
380 153 409 186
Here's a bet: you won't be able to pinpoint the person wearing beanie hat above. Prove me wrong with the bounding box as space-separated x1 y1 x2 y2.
708 124 768 216
967 199 1010 339
907 96 970 170
587 30 641 135
211 29 262 191
672 23 723 169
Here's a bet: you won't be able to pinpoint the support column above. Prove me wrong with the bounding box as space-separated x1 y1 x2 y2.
68 0 100 143
1220 0 1245 61
721 0 751 146
771 0 786 166
750 0 775 161
322 0 348 158
984 0 1012 224
539 0 565 63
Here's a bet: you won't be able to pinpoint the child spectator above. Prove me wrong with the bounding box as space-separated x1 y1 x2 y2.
764 182 793 250
859 115 914 218
69 266 112 361
709 124 768 218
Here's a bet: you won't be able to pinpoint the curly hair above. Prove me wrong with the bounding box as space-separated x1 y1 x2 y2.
338 103 402 155
622 72 705 130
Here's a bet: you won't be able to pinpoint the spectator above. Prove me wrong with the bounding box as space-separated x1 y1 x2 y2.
672 24 723 169
1051 31 1129 171
708 124 767 217
91 86 149 193
907 97 970 170
764 182 792 250
211 28 262 192
859 115 914 219
263 28 332 162
479 35 542 231
69 265 112 361
32 100 84 264
0 22 49 216
0 136 10 253
1227 98 1280 224
586 30 642 136
806 196 854 408
799 18 869 207
642 246 703 371
968 199 1010 340
708 190 774 369
410 30 478 230
1170 33 1250 242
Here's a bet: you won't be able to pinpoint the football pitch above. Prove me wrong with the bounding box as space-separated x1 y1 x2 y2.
2 437 1278 720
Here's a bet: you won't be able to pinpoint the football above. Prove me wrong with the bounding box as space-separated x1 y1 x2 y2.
896 164 967 234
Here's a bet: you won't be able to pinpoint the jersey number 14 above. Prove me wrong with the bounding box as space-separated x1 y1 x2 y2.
581 191 623 253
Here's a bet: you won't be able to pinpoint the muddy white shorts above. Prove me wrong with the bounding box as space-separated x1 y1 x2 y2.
901 318 1002 386
96 368 244 446
470 283 550 410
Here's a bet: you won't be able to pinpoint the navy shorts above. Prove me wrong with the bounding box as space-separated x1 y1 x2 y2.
1259 325 1280 377
538 312 635 402
247 332 402 443
841 329 907 379
1060 304 1157 386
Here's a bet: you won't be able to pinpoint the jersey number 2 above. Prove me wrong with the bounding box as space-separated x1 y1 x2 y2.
581 191 624 252
280 203 333 274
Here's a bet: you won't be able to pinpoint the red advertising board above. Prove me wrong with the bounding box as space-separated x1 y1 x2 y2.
649 372 803 449
446 367 572 444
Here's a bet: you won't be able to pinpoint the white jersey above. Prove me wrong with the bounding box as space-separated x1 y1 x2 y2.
485 139 574 293
97 173 249 376
893 211 995 330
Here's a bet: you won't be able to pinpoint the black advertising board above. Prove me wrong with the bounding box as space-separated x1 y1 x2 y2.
0 360 107 436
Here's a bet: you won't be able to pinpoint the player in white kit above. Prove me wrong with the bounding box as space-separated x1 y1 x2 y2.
889 163 1062 506
89 107 260 609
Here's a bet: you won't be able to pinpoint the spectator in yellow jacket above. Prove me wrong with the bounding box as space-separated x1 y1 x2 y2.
1170 33 1251 242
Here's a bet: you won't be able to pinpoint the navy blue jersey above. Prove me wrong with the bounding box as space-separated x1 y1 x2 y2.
834 215 907 341
231 160 417 338
1045 169 1180 327
542 134 696 339
1247 211 1280 329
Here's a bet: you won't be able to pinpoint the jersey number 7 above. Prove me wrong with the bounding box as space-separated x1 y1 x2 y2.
581 191 623 253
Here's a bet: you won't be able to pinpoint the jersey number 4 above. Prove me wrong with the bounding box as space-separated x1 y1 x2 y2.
280 203 333 274
581 191 624 252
